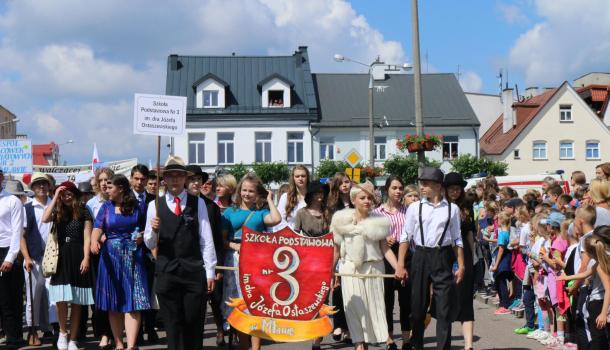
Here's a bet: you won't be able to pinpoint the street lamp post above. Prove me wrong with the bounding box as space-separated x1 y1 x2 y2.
334 55 411 168
55 139 74 165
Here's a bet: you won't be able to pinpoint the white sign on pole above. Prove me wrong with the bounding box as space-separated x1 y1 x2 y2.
0 139 33 174
133 93 187 136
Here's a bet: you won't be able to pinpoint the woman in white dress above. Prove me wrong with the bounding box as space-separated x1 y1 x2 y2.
331 181 399 350
275 165 309 230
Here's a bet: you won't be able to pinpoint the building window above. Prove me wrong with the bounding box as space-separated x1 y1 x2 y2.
586 141 600 159
532 141 547 160
188 133 205 164
559 141 574 159
559 105 572 122
255 132 272 162
217 132 234 164
514 149 520 159
374 136 387 160
319 137 335 160
442 136 459 160
287 132 304 163
268 90 284 107
203 90 219 108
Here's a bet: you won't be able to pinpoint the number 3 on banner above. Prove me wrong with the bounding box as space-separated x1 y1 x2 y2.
270 247 300 306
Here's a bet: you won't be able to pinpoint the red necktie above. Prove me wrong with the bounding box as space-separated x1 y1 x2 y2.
174 197 182 216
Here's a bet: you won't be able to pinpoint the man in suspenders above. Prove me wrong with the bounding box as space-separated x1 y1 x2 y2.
396 167 464 350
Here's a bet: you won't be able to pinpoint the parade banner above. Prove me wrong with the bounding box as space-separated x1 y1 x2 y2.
0 139 33 174
227 227 335 342
16 158 138 184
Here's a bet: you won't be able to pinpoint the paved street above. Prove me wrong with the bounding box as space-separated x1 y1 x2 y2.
19 297 546 350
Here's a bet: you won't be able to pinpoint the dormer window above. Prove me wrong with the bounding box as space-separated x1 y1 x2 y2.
203 91 219 107
192 73 229 109
258 74 294 108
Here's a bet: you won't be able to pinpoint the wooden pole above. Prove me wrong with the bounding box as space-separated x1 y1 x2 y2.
155 135 161 212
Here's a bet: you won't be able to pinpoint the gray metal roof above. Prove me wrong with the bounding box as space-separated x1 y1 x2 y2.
312 73 480 127
165 47 318 121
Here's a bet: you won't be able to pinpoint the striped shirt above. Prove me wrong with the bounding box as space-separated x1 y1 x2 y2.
373 204 408 242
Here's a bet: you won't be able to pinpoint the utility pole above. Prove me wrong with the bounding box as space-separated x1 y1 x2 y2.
368 72 375 168
411 0 425 170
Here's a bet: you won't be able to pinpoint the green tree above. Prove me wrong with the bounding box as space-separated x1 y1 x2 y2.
315 160 352 179
481 158 509 176
227 163 250 181
383 155 440 184
450 154 508 177
251 162 290 184
449 154 481 178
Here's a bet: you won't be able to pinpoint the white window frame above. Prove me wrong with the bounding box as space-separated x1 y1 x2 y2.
287 132 304 164
559 140 574 159
559 105 572 122
188 133 205 164
374 136 387 160
319 137 335 160
532 141 547 160
255 132 272 163
586 140 600 160
442 135 459 160
203 90 219 108
217 132 235 165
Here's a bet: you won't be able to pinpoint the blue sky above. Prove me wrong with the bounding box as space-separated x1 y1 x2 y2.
0 0 608 163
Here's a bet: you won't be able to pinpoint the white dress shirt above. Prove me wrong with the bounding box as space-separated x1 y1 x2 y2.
22 197 52 243
86 195 106 219
275 192 306 231
400 197 463 248
144 190 217 278
0 189 24 263
133 189 147 205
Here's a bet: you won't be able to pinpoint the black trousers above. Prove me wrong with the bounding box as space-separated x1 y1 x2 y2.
410 246 455 350
586 299 609 350
385 245 411 333
156 268 206 350
206 277 224 329
0 247 24 348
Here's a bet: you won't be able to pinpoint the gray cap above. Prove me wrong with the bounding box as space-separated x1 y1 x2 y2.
78 181 94 194
4 180 26 196
418 167 444 183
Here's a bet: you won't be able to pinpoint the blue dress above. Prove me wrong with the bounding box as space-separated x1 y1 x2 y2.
94 201 151 312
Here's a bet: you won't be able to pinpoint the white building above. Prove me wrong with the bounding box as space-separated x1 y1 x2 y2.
313 73 480 172
481 78 610 177
166 48 480 175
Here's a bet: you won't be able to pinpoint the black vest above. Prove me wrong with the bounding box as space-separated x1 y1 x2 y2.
25 202 46 262
156 194 204 273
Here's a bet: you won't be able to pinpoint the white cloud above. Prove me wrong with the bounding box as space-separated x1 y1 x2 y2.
0 0 407 163
34 112 62 134
459 71 483 93
497 2 528 24
508 0 610 86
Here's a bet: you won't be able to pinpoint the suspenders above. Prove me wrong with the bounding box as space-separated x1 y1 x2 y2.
418 200 452 248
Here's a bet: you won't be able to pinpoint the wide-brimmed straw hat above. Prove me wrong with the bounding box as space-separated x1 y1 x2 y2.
162 156 193 176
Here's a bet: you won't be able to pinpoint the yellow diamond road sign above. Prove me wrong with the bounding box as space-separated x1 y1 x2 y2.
344 149 362 168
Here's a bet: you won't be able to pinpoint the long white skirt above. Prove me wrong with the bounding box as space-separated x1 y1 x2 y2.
340 260 388 344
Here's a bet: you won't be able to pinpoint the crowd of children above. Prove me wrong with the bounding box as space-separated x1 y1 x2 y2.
473 171 610 349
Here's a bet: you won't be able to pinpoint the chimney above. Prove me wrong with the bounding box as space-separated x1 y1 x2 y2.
502 88 515 133
169 54 180 71
525 86 539 98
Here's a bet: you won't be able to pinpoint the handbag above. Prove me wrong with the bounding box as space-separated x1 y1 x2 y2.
41 222 59 277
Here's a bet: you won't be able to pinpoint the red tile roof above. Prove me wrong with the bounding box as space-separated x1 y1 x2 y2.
32 143 56 165
480 88 559 155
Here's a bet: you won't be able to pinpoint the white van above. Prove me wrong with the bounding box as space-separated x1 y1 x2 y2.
465 173 569 197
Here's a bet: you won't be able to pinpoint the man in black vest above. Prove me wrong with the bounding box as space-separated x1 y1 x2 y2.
395 168 464 350
185 165 225 345
144 156 217 350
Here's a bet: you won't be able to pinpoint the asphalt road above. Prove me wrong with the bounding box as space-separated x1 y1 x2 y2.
18 296 546 350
